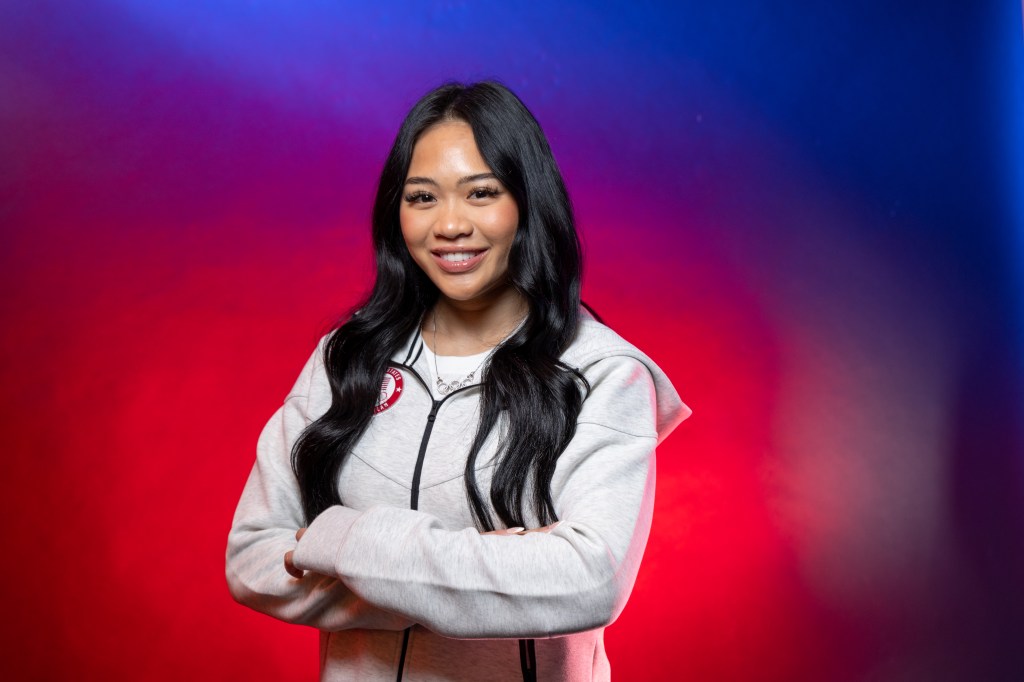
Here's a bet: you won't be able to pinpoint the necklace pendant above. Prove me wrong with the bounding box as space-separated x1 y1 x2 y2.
430 311 498 398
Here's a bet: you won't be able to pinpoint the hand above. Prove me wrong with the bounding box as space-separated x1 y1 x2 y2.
481 522 560 536
284 528 307 579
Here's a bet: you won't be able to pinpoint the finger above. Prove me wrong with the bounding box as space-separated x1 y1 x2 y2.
295 527 306 541
521 522 561 534
284 551 304 579
480 527 525 536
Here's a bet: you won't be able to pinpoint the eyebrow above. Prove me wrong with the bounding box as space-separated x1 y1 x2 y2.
404 172 497 187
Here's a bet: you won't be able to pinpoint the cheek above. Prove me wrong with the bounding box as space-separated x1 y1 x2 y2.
399 210 426 248
398 214 429 270
398 210 413 243
491 204 519 245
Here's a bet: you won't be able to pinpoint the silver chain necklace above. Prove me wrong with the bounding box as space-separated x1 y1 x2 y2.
431 311 498 396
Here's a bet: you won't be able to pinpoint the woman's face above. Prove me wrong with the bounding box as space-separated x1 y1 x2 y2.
400 121 520 312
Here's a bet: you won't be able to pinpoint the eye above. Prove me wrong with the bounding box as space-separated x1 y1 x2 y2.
468 187 501 200
404 191 435 204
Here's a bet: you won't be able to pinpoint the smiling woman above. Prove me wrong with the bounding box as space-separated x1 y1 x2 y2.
226 81 690 681
400 121 524 349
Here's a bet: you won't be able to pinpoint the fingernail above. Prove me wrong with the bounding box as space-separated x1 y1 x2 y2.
506 527 525 534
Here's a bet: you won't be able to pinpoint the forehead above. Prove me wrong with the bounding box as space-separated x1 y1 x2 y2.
407 121 490 175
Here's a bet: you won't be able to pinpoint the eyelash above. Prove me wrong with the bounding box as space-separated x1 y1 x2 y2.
403 187 502 204
404 191 434 204
469 187 501 200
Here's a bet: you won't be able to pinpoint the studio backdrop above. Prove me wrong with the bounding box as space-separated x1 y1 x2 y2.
1 1 1022 680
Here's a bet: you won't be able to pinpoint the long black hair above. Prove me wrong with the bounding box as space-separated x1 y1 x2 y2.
292 81 587 530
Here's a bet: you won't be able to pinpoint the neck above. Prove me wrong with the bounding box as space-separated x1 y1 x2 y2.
427 289 528 356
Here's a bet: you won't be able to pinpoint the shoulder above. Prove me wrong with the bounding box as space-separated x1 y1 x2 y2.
562 310 692 443
561 314 649 369
285 333 333 410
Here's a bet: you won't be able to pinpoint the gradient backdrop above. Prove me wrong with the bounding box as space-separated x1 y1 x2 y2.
2 1 1022 680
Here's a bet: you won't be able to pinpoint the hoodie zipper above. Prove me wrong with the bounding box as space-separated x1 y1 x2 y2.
393 363 481 682
390 359 538 681
519 638 537 681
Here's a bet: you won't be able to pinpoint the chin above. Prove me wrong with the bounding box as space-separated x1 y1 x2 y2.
435 284 503 307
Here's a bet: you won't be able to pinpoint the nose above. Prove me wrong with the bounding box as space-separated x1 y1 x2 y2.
435 200 472 239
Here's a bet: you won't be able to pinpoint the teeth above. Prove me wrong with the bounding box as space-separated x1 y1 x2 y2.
440 252 479 262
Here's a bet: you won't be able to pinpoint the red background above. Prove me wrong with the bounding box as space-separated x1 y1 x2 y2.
2 2 1022 679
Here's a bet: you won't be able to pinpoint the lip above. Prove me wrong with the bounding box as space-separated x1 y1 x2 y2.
431 248 488 274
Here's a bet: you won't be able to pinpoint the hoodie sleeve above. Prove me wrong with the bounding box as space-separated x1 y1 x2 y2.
225 342 414 632
291 354 689 639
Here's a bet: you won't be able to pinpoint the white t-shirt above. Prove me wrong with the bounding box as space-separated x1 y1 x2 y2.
419 335 492 400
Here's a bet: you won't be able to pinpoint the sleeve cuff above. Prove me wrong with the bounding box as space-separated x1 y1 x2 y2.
292 505 362 577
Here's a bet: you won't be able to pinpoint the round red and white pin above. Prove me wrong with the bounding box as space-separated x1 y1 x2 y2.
374 367 404 414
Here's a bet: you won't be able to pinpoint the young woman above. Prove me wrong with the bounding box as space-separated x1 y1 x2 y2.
226 81 690 681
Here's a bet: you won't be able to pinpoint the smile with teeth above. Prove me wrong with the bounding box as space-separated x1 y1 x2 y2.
432 248 487 273
439 251 482 262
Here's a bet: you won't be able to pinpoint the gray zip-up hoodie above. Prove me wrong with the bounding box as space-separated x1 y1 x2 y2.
226 315 690 681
